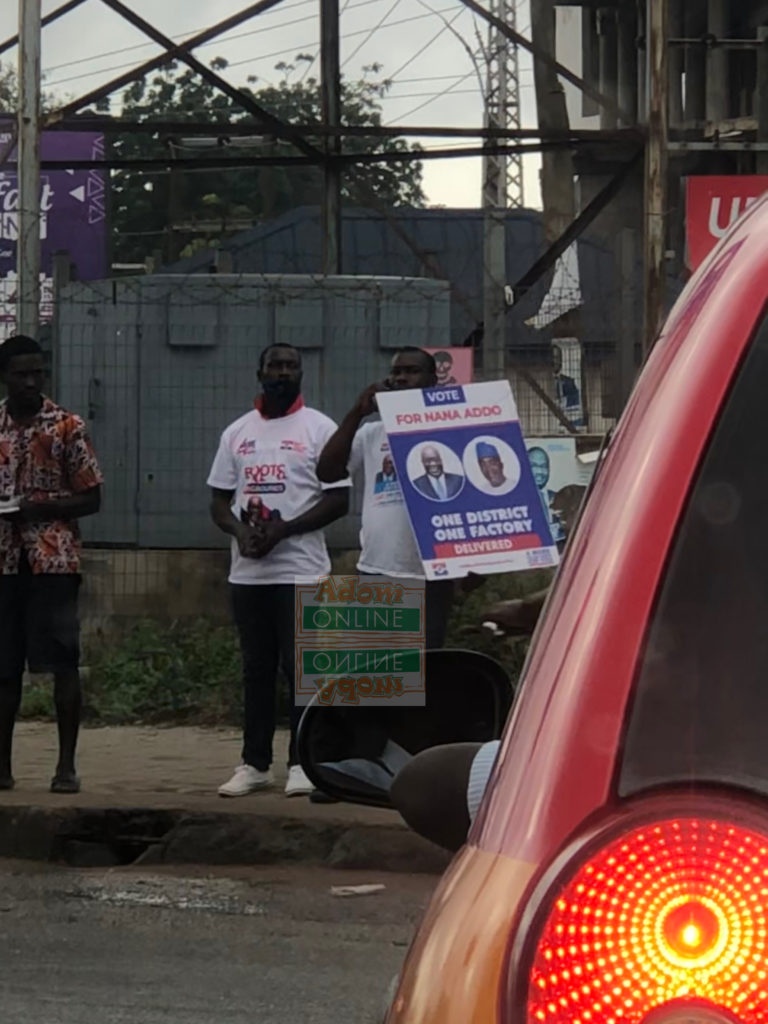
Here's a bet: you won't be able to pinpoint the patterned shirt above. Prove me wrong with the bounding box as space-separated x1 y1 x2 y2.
0 397 103 575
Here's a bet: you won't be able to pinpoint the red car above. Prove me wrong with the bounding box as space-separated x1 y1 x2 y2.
369 194 768 1024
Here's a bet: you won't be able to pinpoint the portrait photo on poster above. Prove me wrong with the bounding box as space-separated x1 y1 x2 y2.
551 338 584 430
406 441 465 503
525 437 584 544
463 435 521 497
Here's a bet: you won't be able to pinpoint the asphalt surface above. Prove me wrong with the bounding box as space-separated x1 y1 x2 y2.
0 859 438 1024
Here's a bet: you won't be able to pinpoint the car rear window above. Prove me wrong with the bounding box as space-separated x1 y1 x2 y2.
618 312 768 798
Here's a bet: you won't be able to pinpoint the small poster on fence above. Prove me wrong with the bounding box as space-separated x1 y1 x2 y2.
376 380 560 580
424 347 473 386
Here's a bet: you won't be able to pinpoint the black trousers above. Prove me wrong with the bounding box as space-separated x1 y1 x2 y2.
424 579 454 649
230 583 302 771
0 560 81 677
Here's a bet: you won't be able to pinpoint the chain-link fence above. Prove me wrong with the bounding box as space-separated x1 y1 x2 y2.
46 269 622 645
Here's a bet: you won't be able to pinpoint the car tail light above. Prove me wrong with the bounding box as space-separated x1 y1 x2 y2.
518 815 768 1024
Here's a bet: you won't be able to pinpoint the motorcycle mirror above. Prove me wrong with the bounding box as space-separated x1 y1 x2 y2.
296 649 513 810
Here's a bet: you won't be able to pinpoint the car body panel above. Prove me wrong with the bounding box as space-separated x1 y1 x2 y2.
386 847 534 1024
476 214 765 867
385 196 768 1022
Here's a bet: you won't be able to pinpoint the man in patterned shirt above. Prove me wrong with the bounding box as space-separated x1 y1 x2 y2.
0 335 103 793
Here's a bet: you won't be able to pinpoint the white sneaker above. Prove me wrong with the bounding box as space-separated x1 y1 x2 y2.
218 764 273 797
285 765 314 797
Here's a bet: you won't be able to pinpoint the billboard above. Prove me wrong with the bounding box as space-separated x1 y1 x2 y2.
686 176 768 271
0 128 107 336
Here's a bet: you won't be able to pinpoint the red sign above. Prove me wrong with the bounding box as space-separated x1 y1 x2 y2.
686 176 768 270
425 347 474 386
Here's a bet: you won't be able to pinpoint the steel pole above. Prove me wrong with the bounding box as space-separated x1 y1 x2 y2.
643 0 668 353
320 0 341 275
17 0 42 338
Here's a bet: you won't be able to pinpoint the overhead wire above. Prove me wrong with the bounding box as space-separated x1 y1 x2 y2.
340 0 401 69
43 5 457 89
223 6 456 72
40 0 317 75
40 0 413 79
297 0 353 84
386 5 465 82
40 0 386 78
390 70 477 121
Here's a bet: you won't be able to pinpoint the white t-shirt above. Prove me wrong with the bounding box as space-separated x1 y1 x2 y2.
349 420 424 579
207 401 345 585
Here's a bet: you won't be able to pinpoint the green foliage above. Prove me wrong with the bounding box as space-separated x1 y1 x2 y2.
0 59 64 114
21 619 244 726
445 569 555 685
102 57 425 263
19 571 552 726
0 62 17 109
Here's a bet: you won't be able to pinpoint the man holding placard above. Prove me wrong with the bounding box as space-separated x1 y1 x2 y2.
317 347 455 648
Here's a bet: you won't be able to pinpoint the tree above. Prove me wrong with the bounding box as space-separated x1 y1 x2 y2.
0 63 17 110
103 58 425 264
0 60 59 114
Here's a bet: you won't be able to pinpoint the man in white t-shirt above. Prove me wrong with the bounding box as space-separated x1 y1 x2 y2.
317 347 454 647
207 344 349 799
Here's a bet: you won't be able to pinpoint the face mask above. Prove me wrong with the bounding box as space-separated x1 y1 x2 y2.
261 378 301 404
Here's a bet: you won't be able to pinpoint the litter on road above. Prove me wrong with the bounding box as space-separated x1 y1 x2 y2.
330 884 386 897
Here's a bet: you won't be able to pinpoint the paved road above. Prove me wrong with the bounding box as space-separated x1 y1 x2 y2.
0 860 438 1024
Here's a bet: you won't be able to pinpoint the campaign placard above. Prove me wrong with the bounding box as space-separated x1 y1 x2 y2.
376 381 560 580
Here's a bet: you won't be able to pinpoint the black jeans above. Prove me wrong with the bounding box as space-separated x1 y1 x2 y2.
230 583 302 771
424 579 454 649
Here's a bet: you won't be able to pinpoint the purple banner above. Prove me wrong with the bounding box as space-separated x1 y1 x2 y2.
0 128 107 333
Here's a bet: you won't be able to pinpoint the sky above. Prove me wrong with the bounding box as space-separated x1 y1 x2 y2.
0 0 543 209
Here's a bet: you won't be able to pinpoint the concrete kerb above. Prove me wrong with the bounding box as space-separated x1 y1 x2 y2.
4 725 452 874
0 803 452 874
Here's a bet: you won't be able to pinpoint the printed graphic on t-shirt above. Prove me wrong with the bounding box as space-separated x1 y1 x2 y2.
372 448 399 496
371 444 403 503
207 405 342 585
280 439 307 454
243 461 288 496
352 420 423 579
240 495 283 527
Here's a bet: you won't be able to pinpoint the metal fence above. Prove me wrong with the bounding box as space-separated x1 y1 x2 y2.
47 269 621 637
52 273 451 633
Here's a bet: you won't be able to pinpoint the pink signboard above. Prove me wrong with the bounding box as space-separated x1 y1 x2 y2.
425 347 474 386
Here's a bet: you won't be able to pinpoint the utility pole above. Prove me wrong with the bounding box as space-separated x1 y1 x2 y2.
482 0 524 380
643 0 667 354
320 0 341 275
17 0 42 338
643 0 668 353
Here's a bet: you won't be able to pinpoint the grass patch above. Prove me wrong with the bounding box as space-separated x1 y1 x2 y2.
19 570 553 726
